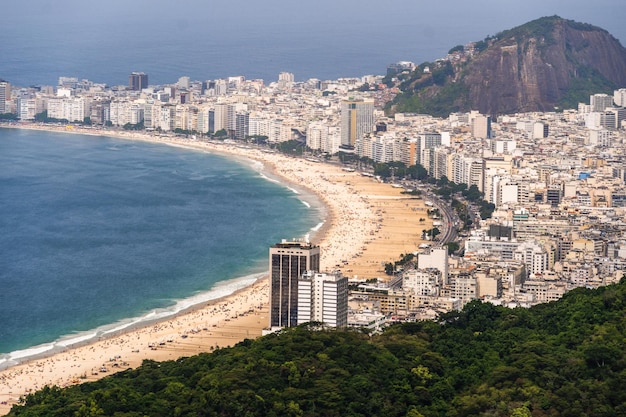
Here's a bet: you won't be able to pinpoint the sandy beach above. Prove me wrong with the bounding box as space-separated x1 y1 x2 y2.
0 124 431 415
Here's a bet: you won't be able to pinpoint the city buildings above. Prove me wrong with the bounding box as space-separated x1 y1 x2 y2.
269 240 320 328
2 68 625 317
269 241 348 329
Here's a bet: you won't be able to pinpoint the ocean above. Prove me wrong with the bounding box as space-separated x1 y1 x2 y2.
1 0 623 87
0 128 321 365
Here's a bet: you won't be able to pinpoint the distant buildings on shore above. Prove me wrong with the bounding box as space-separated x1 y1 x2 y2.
3 66 626 322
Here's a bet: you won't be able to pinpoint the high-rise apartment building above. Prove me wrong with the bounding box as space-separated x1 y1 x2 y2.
471 114 492 139
269 240 320 328
417 247 449 284
614 88 626 108
0 81 11 114
590 93 613 112
418 132 442 168
213 104 228 133
235 111 250 139
128 72 148 91
298 271 348 328
278 72 294 83
340 98 374 149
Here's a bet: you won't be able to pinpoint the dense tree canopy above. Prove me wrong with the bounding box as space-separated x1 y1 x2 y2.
9 279 626 416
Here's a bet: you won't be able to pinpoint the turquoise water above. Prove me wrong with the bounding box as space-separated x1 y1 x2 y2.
0 128 321 365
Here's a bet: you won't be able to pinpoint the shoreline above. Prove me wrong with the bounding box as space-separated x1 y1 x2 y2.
0 271 265 371
0 123 430 415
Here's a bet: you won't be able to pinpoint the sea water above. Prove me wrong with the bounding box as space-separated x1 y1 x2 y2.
0 127 321 366
3 1 622 87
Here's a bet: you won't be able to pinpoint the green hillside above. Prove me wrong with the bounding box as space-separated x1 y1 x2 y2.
387 16 626 117
9 279 626 417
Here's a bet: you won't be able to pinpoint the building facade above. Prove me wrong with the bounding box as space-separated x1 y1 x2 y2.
269 241 320 328
0 81 11 114
340 98 374 149
128 72 148 91
298 271 348 328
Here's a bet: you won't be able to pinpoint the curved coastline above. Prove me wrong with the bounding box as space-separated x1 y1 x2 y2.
0 125 328 366
0 123 427 415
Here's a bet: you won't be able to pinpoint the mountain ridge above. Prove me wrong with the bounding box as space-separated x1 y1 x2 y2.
387 16 626 116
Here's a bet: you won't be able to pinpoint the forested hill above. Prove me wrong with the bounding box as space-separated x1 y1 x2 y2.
10 279 626 417
387 16 626 117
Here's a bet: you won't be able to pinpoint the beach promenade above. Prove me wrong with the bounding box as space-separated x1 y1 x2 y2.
0 126 431 415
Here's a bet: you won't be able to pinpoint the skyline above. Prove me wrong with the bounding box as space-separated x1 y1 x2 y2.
2 0 625 86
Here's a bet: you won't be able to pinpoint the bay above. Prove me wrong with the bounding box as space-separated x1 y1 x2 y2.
0 127 320 358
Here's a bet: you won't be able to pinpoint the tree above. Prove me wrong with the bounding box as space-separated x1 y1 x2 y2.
123 121 144 130
276 140 306 155
445 242 460 254
248 135 268 145
374 163 391 178
463 184 482 202
510 404 532 417
448 45 464 54
407 164 428 181
34 111 48 122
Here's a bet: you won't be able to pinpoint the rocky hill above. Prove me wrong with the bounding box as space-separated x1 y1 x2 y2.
388 16 626 117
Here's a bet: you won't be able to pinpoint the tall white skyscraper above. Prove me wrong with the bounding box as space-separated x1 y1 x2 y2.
0 81 11 114
213 104 228 133
340 98 374 149
614 88 626 108
471 114 492 139
278 72 294 83
298 271 348 328
590 93 614 112
417 247 449 284
177 76 190 89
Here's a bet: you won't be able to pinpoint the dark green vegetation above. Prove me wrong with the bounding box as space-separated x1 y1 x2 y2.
387 16 626 117
556 67 618 111
10 280 626 417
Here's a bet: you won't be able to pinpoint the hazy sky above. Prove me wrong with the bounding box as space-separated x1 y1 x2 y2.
5 0 623 40
2 0 624 85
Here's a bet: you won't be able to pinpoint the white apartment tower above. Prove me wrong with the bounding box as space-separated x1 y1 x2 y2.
471 114 491 139
278 72 295 83
614 88 626 107
0 81 11 114
306 122 328 151
298 271 348 328
213 104 228 133
417 247 449 284
590 93 614 112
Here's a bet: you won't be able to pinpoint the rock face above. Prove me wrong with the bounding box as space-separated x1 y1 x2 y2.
391 16 626 116
464 17 626 114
